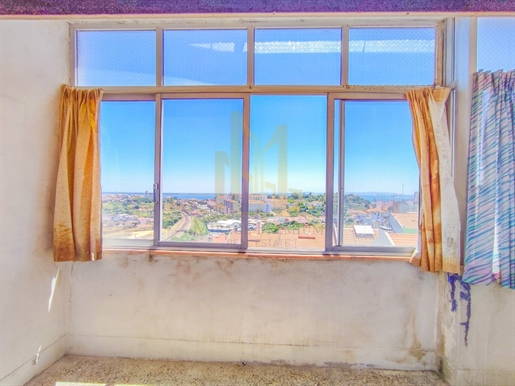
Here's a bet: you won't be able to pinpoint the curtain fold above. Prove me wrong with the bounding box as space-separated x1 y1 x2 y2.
407 87 461 274
53 85 104 262
464 70 515 289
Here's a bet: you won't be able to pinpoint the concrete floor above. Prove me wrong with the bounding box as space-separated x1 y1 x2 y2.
25 355 448 386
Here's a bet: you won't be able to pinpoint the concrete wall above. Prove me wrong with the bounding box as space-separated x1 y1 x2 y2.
67 253 439 370
0 20 70 385
438 275 515 386
437 18 515 386
1 16 514 386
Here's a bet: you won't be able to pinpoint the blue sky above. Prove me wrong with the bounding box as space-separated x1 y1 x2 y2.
100 96 418 195
88 28 432 196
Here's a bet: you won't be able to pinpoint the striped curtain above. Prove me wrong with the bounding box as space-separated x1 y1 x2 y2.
464 70 515 289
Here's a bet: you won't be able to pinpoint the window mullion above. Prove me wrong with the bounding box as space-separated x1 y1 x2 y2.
325 94 336 251
156 27 163 86
247 27 255 88
153 93 163 245
338 100 345 247
241 94 251 249
341 24 349 87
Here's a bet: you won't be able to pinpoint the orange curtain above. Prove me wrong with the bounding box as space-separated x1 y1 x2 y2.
407 87 461 273
53 85 103 262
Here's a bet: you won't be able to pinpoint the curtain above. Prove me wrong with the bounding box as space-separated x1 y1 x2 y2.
464 70 515 289
406 87 461 273
53 85 104 262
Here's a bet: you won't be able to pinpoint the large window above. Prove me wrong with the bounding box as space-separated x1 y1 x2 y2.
78 20 442 255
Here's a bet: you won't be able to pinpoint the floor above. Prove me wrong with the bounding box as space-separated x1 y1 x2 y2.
26 355 448 386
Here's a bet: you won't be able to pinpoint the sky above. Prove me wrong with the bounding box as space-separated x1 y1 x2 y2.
88 27 440 196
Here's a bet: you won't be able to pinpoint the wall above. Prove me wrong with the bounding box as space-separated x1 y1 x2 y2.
0 20 70 385
1 15 513 386
438 275 515 386
68 253 439 370
436 17 515 386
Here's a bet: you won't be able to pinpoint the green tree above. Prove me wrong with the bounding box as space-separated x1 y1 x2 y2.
262 223 280 234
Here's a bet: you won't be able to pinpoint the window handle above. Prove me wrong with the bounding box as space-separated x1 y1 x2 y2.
153 183 159 205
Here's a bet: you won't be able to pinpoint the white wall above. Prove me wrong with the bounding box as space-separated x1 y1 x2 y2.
67 253 439 370
0 20 70 385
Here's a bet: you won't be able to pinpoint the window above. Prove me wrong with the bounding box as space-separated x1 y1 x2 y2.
477 17 515 71
76 19 442 255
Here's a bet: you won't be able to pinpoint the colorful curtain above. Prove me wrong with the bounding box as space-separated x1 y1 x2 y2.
407 87 461 274
53 85 104 262
464 70 515 289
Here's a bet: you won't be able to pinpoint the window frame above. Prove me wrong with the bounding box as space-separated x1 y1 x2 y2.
73 17 447 257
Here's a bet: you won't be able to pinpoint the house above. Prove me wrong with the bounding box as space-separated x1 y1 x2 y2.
1 3 514 386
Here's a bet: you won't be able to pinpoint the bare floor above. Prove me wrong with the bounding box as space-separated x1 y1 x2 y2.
26 355 448 386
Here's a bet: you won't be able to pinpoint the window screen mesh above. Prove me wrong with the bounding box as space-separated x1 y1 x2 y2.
348 28 435 86
477 17 515 72
77 30 156 86
164 30 247 86
254 29 341 85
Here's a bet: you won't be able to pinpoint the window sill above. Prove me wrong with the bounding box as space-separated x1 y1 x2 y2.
103 248 411 262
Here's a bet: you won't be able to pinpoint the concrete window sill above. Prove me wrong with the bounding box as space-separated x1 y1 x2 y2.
103 248 411 262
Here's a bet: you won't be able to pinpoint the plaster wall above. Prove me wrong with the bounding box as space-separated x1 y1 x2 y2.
68 253 439 370
0 20 70 385
436 17 515 386
438 276 515 386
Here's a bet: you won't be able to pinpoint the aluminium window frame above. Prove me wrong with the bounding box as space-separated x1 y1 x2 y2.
73 17 447 256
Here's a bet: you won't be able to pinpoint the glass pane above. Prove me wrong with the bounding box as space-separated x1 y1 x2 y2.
162 99 243 244
101 101 155 242
348 28 435 85
477 17 515 71
249 96 326 251
254 29 341 85
77 31 156 86
164 29 247 85
334 101 419 248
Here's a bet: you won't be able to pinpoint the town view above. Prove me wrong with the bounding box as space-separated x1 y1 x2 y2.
102 191 419 250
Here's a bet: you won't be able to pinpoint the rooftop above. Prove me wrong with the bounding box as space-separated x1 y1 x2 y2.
391 212 419 229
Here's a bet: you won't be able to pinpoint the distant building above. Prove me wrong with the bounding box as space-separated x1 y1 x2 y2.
389 212 418 234
249 200 271 213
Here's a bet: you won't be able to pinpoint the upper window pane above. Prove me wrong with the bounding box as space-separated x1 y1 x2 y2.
164 29 247 86
254 29 341 85
348 28 435 86
77 31 156 86
477 17 515 72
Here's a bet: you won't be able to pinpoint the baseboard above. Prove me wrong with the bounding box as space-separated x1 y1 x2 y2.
0 335 67 386
68 334 437 371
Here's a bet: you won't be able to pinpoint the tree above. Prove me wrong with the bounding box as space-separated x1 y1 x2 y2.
262 223 280 234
